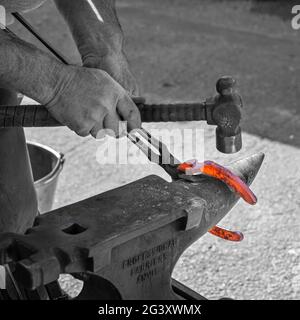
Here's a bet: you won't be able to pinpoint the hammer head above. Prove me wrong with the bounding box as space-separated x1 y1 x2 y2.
207 76 243 154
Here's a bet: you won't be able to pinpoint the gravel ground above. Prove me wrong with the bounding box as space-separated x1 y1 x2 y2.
11 0 300 299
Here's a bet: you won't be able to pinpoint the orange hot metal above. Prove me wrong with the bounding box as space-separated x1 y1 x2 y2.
177 162 194 172
209 225 244 242
201 161 257 205
177 160 257 205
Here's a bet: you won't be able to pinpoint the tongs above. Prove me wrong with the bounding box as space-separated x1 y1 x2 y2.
127 127 181 180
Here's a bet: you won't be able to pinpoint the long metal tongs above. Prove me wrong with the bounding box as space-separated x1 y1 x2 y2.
127 128 181 180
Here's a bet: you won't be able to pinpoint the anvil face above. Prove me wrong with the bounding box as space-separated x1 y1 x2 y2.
0 153 264 299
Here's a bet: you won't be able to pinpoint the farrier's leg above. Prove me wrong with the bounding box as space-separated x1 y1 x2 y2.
0 88 38 233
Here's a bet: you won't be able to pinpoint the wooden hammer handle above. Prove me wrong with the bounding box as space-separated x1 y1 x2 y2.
0 103 207 127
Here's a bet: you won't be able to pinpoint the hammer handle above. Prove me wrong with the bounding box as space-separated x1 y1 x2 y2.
0 103 207 127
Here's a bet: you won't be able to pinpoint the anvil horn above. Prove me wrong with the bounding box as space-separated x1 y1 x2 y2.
227 152 265 186
175 152 265 240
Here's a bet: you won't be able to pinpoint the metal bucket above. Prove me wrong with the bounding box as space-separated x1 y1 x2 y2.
27 141 65 214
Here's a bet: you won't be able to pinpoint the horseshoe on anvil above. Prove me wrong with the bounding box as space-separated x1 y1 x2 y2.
0 153 264 299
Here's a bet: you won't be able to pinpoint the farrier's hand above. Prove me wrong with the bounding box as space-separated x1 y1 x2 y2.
83 52 139 96
54 0 139 95
45 65 141 138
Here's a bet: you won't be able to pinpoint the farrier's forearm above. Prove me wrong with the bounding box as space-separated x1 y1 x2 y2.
0 29 68 104
54 0 124 63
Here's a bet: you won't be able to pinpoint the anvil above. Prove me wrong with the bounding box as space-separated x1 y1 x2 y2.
0 153 264 300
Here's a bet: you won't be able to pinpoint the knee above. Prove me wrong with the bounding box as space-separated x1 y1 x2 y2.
0 127 38 233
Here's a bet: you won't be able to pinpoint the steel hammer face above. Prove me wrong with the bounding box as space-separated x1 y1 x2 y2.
0 153 264 299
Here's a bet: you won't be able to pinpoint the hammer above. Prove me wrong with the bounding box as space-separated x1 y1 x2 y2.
0 13 243 154
0 76 242 153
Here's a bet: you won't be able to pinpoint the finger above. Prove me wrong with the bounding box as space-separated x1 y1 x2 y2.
117 95 142 131
70 121 94 137
90 122 104 139
103 112 123 138
89 104 110 138
75 128 92 137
